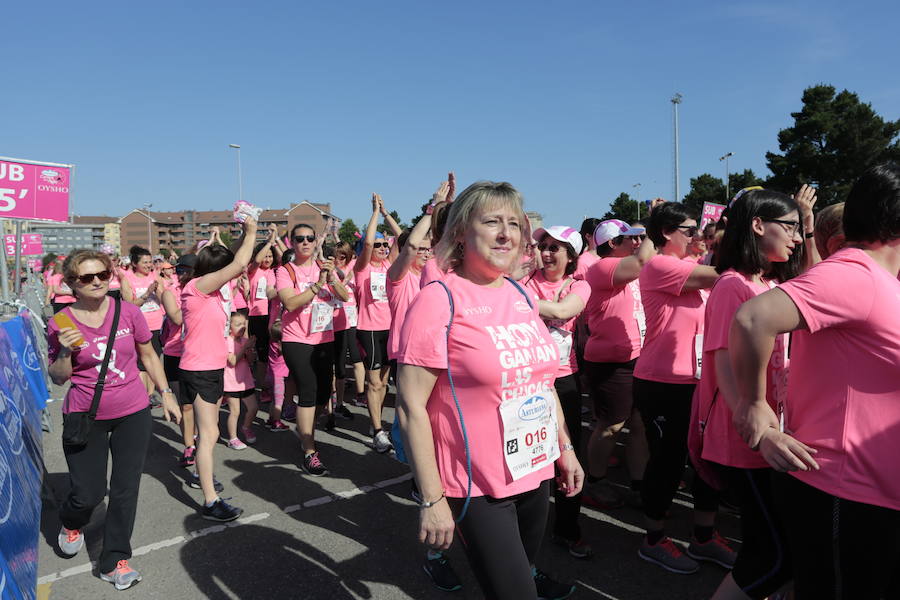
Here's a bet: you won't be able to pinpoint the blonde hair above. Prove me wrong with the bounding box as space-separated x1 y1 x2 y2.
62 250 113 295
814 202 845 259
433 181 529 273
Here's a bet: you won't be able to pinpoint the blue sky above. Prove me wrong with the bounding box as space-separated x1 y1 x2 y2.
4 0 899 231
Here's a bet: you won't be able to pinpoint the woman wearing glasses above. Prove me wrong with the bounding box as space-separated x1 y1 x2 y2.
354 193 403 453
48 249 180 591
277 223 350 475
632 202 733 574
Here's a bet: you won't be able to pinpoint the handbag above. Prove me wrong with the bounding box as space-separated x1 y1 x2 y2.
62 297 122 447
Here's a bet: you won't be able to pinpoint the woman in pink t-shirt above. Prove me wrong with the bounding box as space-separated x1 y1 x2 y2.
247 225 286 400
524 225 593 559
695 188 813 600
48 249 180 591
180 217 258 523
354 193 403 453
731 164 900 599
580 219 655 511
277 223 350 476
331 242 365 414
631 202 732 574
398 181 583 599
120 245 166 399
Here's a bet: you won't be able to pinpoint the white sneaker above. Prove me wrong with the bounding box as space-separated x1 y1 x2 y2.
58 526 84 556
373 430 392 453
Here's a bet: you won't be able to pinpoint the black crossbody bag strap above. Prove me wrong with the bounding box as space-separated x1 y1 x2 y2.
88 297 121 419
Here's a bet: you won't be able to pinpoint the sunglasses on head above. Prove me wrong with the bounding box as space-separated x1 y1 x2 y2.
675 225 699 237
538 242 563 253
373 242 389 248
293 234 316 244
76 270 112 284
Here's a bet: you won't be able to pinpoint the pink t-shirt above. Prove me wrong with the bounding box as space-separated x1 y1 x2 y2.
583 257 644 363
49 273 76 304
778 248 900 510
355 261 392 331
634 254 706 384
275 262 336 345
248 267 276 316
573 251 600 281
224 336 255 392
398 273 559 498
48 300 152 420
387 268 423 360
180 278 230 371
419 259 446 289
123 270 165 331
697 270 788 469
332 268 358 332
108 271 121 291
161 283 183 357
524 271 591 377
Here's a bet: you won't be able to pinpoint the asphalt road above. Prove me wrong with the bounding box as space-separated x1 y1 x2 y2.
36 388 737 600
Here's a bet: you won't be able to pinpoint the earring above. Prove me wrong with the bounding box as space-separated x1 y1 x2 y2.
456 242 465 258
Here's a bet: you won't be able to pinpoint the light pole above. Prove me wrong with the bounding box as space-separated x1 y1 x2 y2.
719 152 734 202
633 183 642 220
671 93 683 202
143 203 153 253
229 144 243 201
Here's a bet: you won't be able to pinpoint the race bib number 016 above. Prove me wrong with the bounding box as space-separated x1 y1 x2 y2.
499 391 560 481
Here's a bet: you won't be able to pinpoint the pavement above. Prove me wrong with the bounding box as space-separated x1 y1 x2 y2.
36 387 738 600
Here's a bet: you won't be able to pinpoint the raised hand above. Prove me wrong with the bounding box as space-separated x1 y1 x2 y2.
794 184 818 231
432 181 450 206
447 171 456 203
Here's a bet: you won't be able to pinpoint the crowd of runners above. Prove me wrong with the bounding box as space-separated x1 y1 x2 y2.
44 164 900 599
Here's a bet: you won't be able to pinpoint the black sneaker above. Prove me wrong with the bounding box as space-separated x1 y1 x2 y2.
319 414 336 432
334 404 354 420
188 472 224 493
423 552 462 592
534 568 575 600
201 498 243 522
302 451 328 476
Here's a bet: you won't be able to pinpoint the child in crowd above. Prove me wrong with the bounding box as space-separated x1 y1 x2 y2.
223 312 258 448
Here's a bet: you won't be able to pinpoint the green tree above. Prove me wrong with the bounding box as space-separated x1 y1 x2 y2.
338 218 359 246
729 168 764 197
602 193 641 222
218 231 234 248
682 174 725 216
377 210 407 236
766 85 900 205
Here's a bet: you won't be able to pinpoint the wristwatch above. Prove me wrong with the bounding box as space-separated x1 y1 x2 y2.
804 232 815 239
560 443 575 452
160 388 174 395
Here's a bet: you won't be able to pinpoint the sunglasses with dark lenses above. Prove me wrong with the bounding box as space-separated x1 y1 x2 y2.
76 270 112 284
293 235 316 244
538 243 563 253
675 225 699 237
373 242 389 248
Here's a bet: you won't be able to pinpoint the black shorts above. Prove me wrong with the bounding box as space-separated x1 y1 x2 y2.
357 329 389 371
333 327 362 379
179 368 225 405
585 358 637 424
248 314 270 362
163 353 181 383
137 330 163 372
225 388 256 399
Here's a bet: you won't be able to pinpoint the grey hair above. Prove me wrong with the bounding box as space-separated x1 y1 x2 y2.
433 181 529 273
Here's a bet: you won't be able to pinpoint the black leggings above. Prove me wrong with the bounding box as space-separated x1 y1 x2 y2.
773 472 900 600
633 378 719 521
60 406 152 573
282 341 334 408
448 480 550 600
248 315 270 362
722 467 791 599
552 374 583 541
333 327 362 379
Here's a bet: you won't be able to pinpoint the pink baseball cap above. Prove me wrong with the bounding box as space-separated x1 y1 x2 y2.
594 219 645 246
532 225 584 255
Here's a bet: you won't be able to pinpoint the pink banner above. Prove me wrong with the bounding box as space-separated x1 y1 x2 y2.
0 159 71 222
700 202 726 230
5 234 43 257
28 258 43 271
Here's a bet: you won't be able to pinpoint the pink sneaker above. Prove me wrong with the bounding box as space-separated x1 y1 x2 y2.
241 426 257 444
267 420 290 432
227 438 247 450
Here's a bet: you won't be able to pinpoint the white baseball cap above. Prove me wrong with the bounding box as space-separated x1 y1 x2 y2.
532 225 584 255
594 219 645 246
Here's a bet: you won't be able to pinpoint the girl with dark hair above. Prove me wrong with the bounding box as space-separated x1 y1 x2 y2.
632 202 732 574
573 217 602 279
694 186 814 600
730 164 900 599
276 222 350 475
354 193 403 453
180 217 257 522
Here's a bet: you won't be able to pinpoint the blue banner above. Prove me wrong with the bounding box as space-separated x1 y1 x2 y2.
0 313 47 600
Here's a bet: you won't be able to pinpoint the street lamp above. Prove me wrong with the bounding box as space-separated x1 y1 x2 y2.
719 152 734 202
229 144 243 201
671 93 683 202
143 203 154 253
633 183 642 220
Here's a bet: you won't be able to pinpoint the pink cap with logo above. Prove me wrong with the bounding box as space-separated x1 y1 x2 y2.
532 225 584 255
594 219 645 246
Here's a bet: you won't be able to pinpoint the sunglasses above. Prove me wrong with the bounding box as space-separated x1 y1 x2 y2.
538 243 564 253
76 270 112 284
675 225 699 237
293 235 316 244
373 242 389 249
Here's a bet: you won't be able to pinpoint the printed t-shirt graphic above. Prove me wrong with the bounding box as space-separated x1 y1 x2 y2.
355 261 392 331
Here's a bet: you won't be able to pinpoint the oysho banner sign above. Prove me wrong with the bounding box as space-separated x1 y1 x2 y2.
4 234 43 257
0 158 71 222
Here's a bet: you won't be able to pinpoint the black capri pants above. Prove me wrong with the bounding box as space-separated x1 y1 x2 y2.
333 327 362 379
552 374 584 542
448 480 551 600
282 341 334 408
633 378 719 521
248 315 270 362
